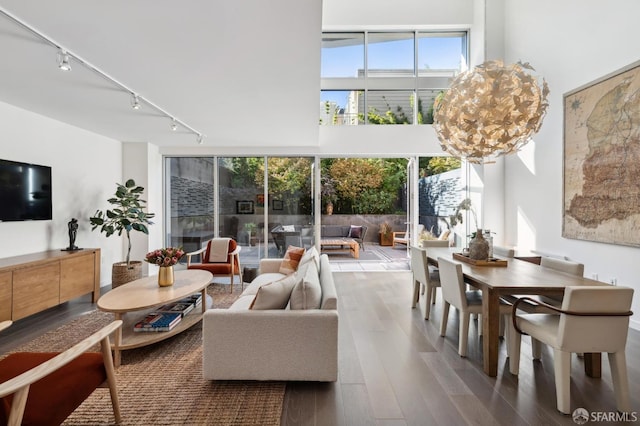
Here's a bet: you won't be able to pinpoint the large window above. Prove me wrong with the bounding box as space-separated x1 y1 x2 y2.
321 31 468 125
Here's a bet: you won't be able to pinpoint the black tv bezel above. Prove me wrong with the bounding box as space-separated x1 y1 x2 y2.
0 158 53 222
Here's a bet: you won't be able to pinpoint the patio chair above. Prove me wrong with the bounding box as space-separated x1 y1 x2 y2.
187 238 242 292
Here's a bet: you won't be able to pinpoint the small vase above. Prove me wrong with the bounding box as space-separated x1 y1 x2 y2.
468 229 490 261
158 266 174 287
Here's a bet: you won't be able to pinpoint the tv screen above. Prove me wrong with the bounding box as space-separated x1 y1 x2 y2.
0 159 52 221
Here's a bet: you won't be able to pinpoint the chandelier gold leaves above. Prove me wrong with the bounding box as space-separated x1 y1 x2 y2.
433 60 550 164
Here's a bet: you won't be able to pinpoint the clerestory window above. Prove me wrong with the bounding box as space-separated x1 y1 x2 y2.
320 31 468 125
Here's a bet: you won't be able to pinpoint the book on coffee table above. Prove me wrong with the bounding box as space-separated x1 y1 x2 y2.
133 312 182 332
155 301 195 317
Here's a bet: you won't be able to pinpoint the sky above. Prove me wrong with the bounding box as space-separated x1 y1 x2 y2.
320 34 465 106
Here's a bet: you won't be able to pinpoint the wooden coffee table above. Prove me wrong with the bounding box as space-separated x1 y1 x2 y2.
97 269 213 366
320 238 360 259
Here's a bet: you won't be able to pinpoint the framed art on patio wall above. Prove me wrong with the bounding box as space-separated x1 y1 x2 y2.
563 59 640 246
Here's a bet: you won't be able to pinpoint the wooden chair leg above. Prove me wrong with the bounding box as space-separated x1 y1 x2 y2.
101 337 121 424
459 311 470 357
508 321 521 375
532 338 542 359
412 279 420 309
440 302 450 337
424 285 433 320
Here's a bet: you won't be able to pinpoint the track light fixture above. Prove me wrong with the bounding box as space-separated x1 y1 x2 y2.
57 49 71 71
131 93 141 110
0 7 205 143
197 134 204 145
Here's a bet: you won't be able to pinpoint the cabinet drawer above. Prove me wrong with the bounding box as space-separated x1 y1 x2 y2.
60 254 95 302
12 262 60 320
0 271 11 321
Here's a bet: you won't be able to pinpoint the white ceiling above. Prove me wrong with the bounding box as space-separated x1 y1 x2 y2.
0 1 322 148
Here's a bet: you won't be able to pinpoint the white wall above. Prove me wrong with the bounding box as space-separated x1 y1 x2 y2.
0 100 123 287
501 0 640 328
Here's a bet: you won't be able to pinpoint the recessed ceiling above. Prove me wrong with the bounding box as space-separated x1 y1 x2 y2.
0 1 322 147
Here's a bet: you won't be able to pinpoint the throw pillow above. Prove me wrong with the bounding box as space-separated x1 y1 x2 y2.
249 273 300 310
299 246 320 270
282 225 295 232
348 225 363 239
290 259 322 310
279 245 305 275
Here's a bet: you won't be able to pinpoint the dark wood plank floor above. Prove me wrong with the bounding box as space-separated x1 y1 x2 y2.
2 272 639 425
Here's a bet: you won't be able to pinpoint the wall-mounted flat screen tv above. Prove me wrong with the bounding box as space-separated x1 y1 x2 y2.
0 159 52 221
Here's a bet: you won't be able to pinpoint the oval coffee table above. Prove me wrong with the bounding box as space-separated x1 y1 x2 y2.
98 269 213 366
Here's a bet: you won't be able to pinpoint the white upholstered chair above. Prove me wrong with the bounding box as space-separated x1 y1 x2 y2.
508 286 633 414
492 245 515 258
410 242 448 320
438 257 512 357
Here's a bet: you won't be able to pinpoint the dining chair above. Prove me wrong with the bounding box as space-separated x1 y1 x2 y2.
493 245 515 258
187 237 242 292
0 320 123 426
410 243 447 320
508 286 633 414
438 257 513 357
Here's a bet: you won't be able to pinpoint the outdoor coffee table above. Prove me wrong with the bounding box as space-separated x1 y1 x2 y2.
97 269 213 367
320 238 360 259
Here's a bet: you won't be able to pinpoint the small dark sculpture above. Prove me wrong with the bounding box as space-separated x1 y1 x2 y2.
62 218 82 251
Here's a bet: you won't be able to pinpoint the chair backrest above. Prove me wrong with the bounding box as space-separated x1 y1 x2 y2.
540 257 584 276
437 257 468 310
410 246 430 284
558 286 633 352
493 246 515 258
204 238 237 264
421 239 450 249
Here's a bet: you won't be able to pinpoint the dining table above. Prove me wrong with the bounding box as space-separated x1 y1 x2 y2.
425 247 609 377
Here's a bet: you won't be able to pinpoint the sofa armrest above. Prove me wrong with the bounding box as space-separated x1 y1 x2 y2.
203 310 338 381
258 258 283 274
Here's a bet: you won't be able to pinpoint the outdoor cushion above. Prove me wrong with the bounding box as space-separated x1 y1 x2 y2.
348 225 363 238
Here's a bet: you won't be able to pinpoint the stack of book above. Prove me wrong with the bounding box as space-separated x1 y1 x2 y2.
133 312 182 332
132 293 203 332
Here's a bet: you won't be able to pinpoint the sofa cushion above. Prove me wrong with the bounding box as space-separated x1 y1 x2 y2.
348 225 363 239
290 259 322 310
242 273 286 296
299 246 320 270
279 245 305 275
249 273 300 310
228 295 256 310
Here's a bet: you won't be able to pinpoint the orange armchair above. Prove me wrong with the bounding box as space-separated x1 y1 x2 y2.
0 320 123 426
187 238 242 292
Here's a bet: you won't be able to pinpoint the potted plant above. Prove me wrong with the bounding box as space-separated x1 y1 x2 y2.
89 179 155 287
321 175 337 215
379 222 394 246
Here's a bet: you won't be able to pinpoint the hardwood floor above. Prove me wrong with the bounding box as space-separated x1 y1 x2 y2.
2 272 638 425
281 271 640 426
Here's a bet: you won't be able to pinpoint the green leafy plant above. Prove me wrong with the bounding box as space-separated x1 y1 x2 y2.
89 179 155 266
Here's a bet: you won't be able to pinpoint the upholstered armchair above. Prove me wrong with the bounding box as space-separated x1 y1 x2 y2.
509 286 633 414
0 320 123 426
187 238 242 292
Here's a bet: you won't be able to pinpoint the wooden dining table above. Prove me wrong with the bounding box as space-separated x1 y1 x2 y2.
425 247 609 377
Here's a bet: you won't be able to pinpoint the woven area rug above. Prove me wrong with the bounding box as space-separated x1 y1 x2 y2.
8 283 285 426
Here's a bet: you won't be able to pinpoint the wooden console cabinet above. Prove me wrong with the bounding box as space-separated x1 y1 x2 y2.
0 249 100 321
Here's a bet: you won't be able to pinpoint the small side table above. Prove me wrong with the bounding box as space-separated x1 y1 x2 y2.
243 266 258 284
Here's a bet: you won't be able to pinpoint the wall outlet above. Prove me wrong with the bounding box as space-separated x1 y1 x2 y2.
592 273 598 281
610 278 617 286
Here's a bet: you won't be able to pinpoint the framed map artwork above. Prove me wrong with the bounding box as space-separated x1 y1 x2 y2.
563 60 640 246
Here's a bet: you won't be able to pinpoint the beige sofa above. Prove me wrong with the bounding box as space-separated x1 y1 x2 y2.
202 251 338 381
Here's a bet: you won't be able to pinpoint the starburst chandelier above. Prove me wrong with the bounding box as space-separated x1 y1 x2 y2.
433 60 550 164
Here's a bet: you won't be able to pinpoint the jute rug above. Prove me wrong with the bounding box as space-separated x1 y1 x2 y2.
7 283 285 426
